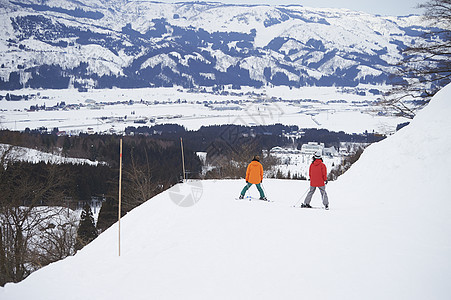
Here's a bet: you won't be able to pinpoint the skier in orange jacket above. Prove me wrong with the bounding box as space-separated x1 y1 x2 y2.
239 155 267 201
302 150 329 209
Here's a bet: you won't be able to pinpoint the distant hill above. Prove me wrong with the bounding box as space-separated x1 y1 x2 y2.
0 0 445 90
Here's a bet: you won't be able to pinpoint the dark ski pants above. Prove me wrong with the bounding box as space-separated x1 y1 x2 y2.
304 185 329 206
240 182 265 198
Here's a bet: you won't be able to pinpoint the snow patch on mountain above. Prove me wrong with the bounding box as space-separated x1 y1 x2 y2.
0 143 103 166
0 0 442 90
141 53 177 70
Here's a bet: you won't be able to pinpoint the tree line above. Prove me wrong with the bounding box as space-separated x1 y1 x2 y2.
125 123 384 155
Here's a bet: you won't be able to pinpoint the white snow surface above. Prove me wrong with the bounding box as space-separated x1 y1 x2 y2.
1 85 450 298
0 143 102 166
0 85 403 135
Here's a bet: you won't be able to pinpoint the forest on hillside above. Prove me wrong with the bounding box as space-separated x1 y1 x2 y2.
126 123 385 156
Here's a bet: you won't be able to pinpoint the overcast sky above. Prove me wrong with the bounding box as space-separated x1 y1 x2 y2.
163 0 424 16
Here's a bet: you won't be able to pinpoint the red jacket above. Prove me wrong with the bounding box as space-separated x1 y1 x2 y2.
309 159 327 187
245 160 264 184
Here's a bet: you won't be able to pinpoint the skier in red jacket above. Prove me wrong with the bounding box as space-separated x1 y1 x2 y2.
302 150 329 209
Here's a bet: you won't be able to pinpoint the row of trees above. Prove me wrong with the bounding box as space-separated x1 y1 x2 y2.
0 151 71 285
125 124 384 156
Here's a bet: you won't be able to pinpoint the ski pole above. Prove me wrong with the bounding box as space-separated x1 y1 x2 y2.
292 186 310 207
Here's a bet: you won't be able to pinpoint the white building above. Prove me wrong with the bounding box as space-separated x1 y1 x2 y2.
324 146 338 157
300 142 324 156
270 147 301 155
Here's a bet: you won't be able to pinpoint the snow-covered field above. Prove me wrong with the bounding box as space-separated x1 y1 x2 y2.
1 84 449 299
0 86 403 135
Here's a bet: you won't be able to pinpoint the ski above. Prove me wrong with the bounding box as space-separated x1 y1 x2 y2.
294 205 327 210
235 196 272 202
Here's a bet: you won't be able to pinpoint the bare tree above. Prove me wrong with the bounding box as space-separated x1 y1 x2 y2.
420 0 451 28
384 0 451 118
203 140 280 179
0 146 74 286
121 148 161 211
29 208 78 268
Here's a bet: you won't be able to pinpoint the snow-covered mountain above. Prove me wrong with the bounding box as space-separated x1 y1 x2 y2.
0 0 443 90
1 83 450 299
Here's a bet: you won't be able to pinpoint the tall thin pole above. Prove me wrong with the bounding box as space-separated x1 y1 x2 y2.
118 139 123 256
180 137 186 182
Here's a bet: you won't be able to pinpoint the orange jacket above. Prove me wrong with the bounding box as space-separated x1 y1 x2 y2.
245 160 263 184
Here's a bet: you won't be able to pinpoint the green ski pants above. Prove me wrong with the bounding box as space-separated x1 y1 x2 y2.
240 182 265 198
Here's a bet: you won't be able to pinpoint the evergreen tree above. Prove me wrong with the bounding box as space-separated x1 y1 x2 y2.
96 197 118 233
75 204 98 251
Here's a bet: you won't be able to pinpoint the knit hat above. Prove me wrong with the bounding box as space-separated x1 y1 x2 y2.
314 150 322 159
253 155 260 161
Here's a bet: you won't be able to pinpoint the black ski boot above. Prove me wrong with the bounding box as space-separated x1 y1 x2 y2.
301 203 312 208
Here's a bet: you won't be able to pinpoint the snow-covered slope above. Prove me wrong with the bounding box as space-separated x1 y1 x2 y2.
0 143 102 165
1 85 450 299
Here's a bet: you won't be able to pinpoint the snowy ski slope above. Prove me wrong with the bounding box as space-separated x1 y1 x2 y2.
1 84 450 299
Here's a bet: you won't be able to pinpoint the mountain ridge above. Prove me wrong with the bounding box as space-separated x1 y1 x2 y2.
0 0 443 91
